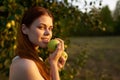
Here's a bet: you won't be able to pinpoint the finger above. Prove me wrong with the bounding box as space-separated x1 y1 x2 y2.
49 38 65 62
57 57 66 71
52 38 64 57
50 43 62 61
58 62 63 69
58 57 66 67
55 38 64 51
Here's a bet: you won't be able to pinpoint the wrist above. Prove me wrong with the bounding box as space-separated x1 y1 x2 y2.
50 61 57 67
50 61 60 80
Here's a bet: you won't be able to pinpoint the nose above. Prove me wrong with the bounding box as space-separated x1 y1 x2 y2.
44 29 50 35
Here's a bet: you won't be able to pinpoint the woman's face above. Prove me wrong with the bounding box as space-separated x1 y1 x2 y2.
24 15 53 48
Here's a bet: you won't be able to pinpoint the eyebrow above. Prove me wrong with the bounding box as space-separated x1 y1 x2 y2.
39 23 53 27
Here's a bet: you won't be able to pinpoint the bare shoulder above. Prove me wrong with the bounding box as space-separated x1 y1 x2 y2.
11 57 36 69
10 57 36 71
9 57 44 80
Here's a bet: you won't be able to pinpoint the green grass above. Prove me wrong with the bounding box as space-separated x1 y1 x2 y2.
65 36 120 80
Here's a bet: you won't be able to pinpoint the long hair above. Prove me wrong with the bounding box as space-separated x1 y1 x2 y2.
15 6 53 80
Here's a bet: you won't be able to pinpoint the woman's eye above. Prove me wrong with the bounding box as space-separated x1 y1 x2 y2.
38 26 45 30
49 26 53 31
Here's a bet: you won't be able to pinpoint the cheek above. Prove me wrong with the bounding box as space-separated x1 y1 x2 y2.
28 30 42 44
33 30 43 41
49 31 52 37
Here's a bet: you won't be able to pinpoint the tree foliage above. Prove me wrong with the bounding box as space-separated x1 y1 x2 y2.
0 0 82 79
1 0 119 79
113 0 120 20
100 6 114 35
113 0 120 35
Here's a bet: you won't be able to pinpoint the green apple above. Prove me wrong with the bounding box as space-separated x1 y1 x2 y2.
62 51 68 60
48 39 68 59
47 39 59 52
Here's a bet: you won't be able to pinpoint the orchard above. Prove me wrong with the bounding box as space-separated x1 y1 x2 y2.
1 0 118 80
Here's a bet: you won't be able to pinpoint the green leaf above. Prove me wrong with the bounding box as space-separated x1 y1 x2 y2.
0 6 7 12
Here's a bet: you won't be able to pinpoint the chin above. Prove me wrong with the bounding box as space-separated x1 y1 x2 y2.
39 44 47 48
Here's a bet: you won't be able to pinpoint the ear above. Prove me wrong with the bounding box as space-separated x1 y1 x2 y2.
22 24 28 35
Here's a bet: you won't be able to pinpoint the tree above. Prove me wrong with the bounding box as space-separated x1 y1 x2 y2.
113 0 120 21
0 0 83 79
113 0 120 35
100 6 114 35
0 0 104 79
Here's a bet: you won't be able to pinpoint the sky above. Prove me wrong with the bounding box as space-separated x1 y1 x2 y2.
68 0 118 12
101 0 118 11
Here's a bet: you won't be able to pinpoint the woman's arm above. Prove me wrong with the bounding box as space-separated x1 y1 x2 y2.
50 62 60 80
49 38 65 80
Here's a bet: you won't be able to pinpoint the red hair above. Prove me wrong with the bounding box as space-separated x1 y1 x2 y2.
15 7 53 80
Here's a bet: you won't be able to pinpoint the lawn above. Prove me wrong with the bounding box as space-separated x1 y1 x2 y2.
65 36 120 80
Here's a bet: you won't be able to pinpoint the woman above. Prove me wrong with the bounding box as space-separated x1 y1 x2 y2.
9 6 66 80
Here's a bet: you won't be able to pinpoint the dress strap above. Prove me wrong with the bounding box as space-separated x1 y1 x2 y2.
12 56 20 62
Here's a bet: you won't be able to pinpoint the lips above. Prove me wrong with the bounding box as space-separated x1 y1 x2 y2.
41 38 50 43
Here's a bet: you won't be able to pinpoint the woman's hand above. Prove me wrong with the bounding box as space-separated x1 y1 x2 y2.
48 38 67 80
57 56 67 71
46 54 67 71
49 38 64 64
48 38 65 80
46 38 67 69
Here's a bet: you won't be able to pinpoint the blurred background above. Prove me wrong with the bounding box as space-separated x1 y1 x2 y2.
0 0 120 80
